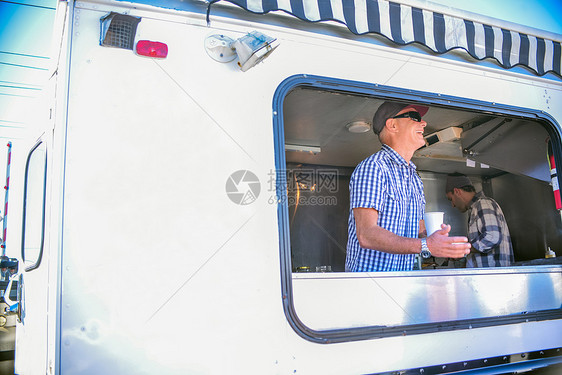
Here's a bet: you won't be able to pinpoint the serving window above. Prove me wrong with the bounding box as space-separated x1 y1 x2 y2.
274 75 562 342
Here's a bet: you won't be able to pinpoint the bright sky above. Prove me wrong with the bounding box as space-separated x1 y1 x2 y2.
0 0 56 141
428 0 562 35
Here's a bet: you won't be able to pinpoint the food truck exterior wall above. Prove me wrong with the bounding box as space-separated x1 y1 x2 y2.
10 0 562 374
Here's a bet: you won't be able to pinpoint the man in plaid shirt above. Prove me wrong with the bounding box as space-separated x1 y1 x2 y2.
346 102 471 272
445 173 514 267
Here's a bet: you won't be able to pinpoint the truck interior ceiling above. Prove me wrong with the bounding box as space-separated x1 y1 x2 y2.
282 86 562 272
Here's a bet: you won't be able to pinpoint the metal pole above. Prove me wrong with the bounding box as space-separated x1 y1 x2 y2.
2 142 12 256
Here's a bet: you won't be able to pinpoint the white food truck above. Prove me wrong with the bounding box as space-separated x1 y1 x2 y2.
2 0 562 373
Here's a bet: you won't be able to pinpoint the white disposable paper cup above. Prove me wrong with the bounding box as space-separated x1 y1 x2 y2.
424 212 444 236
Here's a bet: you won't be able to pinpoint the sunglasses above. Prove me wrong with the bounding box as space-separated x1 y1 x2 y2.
392 111 422 122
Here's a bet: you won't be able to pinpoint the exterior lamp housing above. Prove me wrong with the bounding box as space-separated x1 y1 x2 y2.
136 40 168 58
231 31 279 71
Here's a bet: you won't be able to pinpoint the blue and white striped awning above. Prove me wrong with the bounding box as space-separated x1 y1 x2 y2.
207 0 562 77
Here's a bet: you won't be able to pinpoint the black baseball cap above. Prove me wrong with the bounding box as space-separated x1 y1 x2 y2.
372 102 429 135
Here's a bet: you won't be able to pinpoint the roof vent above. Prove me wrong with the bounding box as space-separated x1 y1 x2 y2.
100 12 141 50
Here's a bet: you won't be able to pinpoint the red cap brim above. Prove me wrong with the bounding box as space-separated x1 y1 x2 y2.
407 105 429 117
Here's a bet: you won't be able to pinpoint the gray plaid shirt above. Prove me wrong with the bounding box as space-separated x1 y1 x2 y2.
466 192 514 267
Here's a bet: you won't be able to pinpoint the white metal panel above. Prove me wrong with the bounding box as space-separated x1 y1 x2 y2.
59 4 284 373
293 269 562 330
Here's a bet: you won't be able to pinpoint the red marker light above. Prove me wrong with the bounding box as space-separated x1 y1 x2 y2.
136 40 168 58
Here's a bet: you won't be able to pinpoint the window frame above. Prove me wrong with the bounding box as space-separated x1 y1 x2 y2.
273 74 562 344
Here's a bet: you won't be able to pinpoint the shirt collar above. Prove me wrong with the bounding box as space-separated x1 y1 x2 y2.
468 191 485 208
381 144 417 169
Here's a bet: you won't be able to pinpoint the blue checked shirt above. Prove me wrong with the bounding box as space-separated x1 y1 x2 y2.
466 192 514 267
346 145 425 272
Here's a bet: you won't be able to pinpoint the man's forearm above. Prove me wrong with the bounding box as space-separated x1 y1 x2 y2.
357 225 421 254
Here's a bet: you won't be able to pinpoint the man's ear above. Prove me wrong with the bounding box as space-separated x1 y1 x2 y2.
384 118 398 133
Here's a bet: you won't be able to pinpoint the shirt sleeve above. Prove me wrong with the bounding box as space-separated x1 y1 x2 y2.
468 199 502 253
350 159 386 212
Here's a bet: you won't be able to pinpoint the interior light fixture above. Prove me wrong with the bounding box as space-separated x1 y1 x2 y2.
285 144 321 154
346 121 371 133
